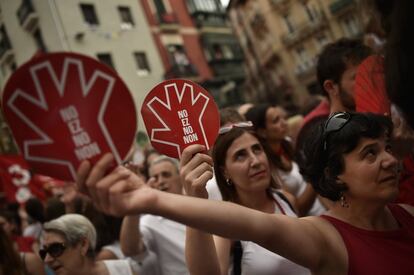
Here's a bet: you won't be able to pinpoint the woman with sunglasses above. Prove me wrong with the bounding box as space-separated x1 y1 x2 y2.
77 112 414 275
181 122 309 274
245 104 325 216
41 214 137 275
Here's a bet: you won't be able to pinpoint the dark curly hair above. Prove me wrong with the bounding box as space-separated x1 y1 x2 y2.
301 112 393 201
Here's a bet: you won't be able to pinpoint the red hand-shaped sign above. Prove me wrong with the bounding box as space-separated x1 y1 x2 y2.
2 52 137 181
141 79 220 158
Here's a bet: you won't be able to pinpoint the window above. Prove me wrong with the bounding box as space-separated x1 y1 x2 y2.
296 46 309 63
97 53 115 70
315 33 329 48
192 0 219 12
154 0 166 15
134 52 151 76
221 45 234 59
283 15 294 33
80 4 99 25
302 3 315 22
118 6 134 28
203 47 212 61
342 16 359 37
33 28 47 52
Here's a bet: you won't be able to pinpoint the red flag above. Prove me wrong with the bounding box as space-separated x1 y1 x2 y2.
0 155 46 203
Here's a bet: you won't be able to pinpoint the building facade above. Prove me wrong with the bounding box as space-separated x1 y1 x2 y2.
228 0 362 108
0 0 166 153
140 0 245 106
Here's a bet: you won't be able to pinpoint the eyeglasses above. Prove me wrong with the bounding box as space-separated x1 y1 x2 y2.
219 121 254 135
39 242 66 260
323 112 351 151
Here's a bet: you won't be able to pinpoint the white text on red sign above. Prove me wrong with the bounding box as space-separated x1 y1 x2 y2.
60 105 101 161
177 109 198 144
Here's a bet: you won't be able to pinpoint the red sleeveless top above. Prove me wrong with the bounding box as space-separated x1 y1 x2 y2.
321 204 414 275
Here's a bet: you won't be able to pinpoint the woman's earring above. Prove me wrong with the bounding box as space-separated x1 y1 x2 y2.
226 178 232 186
340 194 349 208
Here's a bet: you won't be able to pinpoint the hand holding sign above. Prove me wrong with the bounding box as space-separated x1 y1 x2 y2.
2 52 137 181
141 79 220 158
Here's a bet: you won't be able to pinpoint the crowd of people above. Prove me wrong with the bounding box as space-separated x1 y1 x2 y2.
1 0 414 274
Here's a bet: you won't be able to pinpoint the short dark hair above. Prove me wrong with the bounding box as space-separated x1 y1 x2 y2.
212 128 279 202
317 38 372 94
301 112 393 201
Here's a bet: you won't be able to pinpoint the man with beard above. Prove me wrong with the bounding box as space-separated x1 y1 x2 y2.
302 38 372 125
296 39 372 202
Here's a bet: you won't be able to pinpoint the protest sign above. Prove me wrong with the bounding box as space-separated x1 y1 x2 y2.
141 79 220 158
2 52 137 181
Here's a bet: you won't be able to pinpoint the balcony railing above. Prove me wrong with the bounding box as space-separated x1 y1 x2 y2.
281 12 327 47
193 11 228 28
17 0 38 32
269 0 290 12
209 58 245 78
156 12 179 31
294 58 316 79
165 64 198 79
330 0 354 14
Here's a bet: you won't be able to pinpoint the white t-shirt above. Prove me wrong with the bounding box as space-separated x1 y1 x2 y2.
232 192 310 275
140 215 188 275
103 259 133 275
101 241 125 259
278 162 326 216
206 174 222 201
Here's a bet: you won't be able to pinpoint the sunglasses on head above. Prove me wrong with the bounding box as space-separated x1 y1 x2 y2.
219 121 254 135
323 112 352 151
39 242 66 260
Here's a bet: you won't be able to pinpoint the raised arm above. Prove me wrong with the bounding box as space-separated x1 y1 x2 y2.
120 215 145 256
180 145 224 275
77 153 332 272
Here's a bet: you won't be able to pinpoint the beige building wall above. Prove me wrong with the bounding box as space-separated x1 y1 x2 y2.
0 0 164 129
228 0 362 108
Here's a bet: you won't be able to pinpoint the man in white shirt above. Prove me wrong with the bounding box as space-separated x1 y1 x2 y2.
120 156 188 275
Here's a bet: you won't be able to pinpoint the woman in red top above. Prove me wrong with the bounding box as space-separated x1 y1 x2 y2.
77 112 414 275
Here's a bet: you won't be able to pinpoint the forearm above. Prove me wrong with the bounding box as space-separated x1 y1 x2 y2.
148 191 272 244
120 216 145 256
185 227 221 275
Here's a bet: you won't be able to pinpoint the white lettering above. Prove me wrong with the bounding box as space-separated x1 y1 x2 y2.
60 106 78 122
183 126 193 135
75 142 101 161
181 118 190 127
67 120 83 134
72 132 91 147
183 133 198 144
177 110 188 119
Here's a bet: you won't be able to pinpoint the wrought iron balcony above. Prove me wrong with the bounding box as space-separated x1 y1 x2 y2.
17 0 38 32
165 64 198 79
281 12 327 47
209 58 245 79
